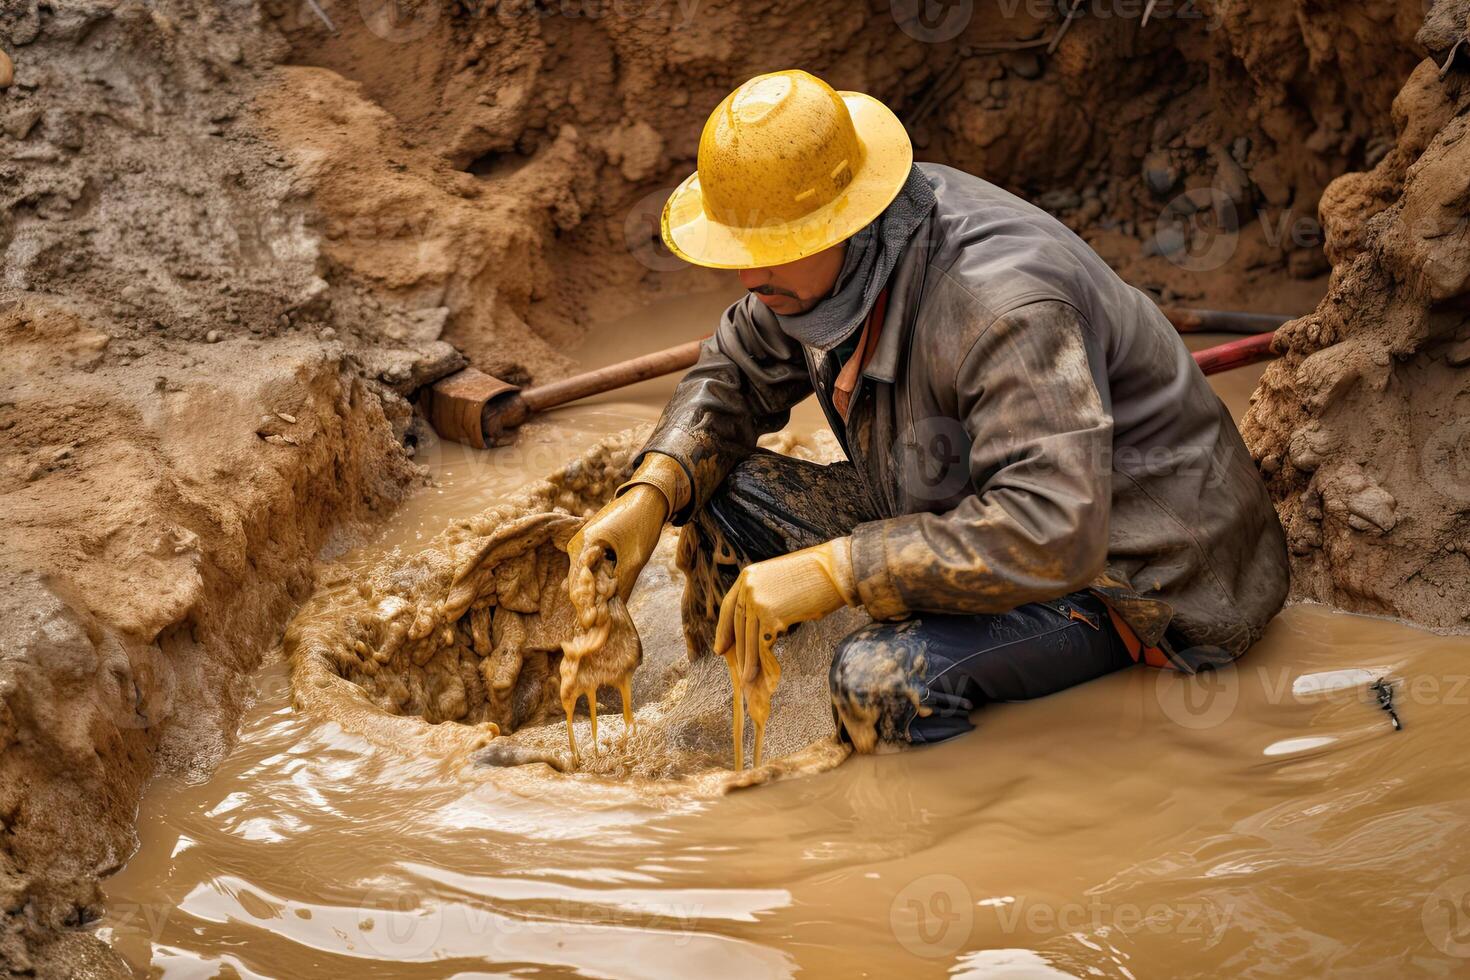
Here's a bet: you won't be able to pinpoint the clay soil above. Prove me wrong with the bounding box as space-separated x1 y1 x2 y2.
1 0 1464 974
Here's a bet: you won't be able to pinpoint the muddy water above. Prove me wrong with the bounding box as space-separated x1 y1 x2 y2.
101 293 1470 977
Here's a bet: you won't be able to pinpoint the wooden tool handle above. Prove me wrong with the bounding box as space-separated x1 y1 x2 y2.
519 338 707 413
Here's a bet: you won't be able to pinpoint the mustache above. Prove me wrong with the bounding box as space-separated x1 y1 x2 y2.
749 284 800 299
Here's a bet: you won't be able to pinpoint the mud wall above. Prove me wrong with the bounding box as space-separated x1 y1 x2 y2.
1243 5 1470 629
0 3 433 973
266 0 1426 368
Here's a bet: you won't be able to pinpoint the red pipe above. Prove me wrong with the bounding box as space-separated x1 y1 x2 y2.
1194 331 1277 375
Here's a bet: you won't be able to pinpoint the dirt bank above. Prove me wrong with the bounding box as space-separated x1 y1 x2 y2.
1242 4 1470 628
0 0 1450 973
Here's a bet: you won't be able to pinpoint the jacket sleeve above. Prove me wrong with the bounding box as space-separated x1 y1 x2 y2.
635 294 814 524
849 299 1114 619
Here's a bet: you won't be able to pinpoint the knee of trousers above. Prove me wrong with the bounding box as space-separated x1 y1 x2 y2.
827 623 930 736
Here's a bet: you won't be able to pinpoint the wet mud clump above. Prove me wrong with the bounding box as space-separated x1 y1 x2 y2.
287 429 856 790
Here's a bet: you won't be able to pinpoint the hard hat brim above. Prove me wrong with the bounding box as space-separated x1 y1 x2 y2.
659 92 914 270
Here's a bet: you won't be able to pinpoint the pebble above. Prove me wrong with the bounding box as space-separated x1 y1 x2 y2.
1004 51 1043 80
1152 224 1189 258
205 329 222 343
0 49 12 90
1142 150 1178 197
319 327 337 340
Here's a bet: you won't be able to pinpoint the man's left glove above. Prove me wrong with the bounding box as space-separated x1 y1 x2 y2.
714 537 859 703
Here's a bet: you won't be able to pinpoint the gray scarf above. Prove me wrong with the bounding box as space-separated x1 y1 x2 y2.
773 165 937 351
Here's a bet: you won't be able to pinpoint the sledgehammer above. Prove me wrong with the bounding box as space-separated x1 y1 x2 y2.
425 306 1290 449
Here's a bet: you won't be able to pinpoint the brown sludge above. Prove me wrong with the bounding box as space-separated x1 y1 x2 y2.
286 419 850 788
560 558 642 763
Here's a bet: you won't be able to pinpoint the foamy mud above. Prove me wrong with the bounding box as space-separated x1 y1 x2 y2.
286 426 858 794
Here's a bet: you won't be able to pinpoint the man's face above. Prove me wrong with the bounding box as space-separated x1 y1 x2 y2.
737 243 846 315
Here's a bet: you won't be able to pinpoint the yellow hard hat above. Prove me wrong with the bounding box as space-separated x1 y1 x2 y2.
661 69 912 270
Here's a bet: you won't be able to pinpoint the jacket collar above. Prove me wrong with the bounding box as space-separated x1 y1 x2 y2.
863 212 934 384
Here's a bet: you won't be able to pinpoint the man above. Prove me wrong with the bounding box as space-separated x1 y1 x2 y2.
566 69 1288 757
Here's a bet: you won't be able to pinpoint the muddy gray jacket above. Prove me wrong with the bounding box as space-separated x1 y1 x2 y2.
641 163 1289 667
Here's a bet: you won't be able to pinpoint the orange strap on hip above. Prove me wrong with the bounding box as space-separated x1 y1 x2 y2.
1101 602 1174 670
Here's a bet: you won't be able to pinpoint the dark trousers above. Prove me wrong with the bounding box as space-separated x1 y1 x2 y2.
677 450 1136 746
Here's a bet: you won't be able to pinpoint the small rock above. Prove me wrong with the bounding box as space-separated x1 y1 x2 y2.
1287 248 1329 280
1037 189 1081 213
1346 483 1396 533
1003 50 1043 80
1152 224 1188 258
1364 135 1394 169
1143 151 1178 197
277 412 297 424
3 106 41 140
1251 158 1292 207
1230 136 1252 165
0 49 12 90
319 327 337 341
1214 147 1252 208
1288 426 1328 472
205 329 222 343
1445 338 1470 366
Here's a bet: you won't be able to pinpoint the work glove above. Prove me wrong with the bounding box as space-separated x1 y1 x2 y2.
566 453 689 611
714 537 859 757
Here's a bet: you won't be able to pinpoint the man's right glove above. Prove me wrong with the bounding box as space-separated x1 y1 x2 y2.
566 453 690 606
